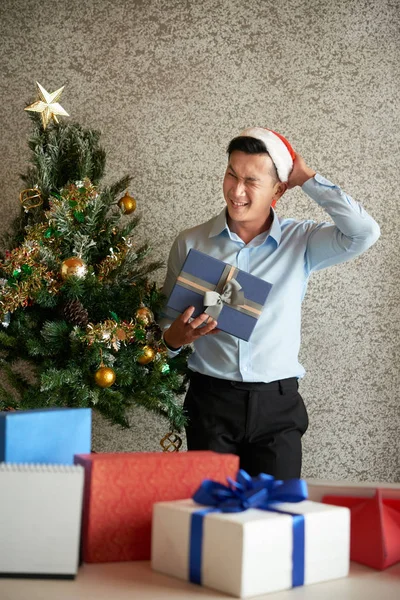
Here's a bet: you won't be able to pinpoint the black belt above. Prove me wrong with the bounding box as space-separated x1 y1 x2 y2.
189 371 299 393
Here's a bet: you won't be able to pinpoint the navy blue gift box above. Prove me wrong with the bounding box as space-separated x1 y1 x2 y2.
167 249 272 342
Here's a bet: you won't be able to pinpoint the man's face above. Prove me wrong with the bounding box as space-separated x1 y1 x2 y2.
223 150 283 228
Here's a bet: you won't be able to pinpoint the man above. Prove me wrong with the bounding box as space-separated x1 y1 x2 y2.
159 127 380 479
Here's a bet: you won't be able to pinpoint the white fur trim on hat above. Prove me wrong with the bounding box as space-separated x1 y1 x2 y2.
239 127 294 183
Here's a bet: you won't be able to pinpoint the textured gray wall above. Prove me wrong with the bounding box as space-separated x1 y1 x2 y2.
0 0 398 482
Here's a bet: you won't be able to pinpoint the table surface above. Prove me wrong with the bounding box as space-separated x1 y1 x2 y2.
2 561 400 600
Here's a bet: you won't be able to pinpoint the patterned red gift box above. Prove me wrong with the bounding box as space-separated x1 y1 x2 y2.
74 451 239 563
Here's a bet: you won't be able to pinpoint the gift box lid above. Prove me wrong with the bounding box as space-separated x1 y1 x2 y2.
0 407 91 464
75 449 236 463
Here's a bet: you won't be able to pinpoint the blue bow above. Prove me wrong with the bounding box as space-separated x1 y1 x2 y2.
193 469 307 511
189 470 308 588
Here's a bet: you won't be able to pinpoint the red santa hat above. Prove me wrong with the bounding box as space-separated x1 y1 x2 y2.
239 127 296 183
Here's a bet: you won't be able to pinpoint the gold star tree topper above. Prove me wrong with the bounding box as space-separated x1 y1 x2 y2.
25 82 69 129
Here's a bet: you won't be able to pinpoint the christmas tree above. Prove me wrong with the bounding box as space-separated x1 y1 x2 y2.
0 83 189 431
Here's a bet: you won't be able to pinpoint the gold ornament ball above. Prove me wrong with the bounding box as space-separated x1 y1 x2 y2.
135 306 154 326
137 345 155 365
118 193 136 214
60 257 87 280
94 366 116 388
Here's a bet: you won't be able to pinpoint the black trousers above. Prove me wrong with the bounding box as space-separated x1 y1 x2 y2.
184 372 309 480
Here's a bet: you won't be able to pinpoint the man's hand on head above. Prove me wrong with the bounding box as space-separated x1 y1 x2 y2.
286 154 317 190
163 306 220 350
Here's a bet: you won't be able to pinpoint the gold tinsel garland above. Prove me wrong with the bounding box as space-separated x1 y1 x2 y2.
96 242 129 280
25 222 60 245
75 317 169 371
81 319 137 351
0 241 60 317
49 178 98 214
78 319 167 353
0 273 59 315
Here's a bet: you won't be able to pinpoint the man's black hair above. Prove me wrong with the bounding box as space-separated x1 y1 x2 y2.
227 136 280 183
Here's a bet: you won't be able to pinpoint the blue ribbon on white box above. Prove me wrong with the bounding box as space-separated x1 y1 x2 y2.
189 470 308 588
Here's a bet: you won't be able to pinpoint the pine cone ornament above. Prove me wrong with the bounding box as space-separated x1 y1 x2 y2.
146 323 163 344
63 299 89 327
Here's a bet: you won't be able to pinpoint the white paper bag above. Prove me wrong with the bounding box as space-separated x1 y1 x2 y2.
0 463 84 578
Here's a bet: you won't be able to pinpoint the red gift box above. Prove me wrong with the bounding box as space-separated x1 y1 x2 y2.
322 490 400 570
74 451 239 563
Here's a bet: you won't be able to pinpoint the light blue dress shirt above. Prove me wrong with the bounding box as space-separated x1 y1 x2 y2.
159 174 380 383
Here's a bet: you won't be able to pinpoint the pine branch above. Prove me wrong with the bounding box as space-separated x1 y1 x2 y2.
72 233 97 262
105 175 132 202
40 366 82 391
96 387 130 427
0 383 17 409
95 188 115 212
40 320 71 350
0 361 29 397
71 381 98 407
50 198 75 239
37 245 60 271
123 261 164 283
60 276 87 300
136 243 152 261
81 195 107 236
119 215 140 238
146 284 167 315
34 288 59 309
0 330 18 350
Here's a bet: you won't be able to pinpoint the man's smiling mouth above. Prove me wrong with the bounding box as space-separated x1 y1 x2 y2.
231 200 248 207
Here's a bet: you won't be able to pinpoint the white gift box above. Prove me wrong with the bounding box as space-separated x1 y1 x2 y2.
0 463 84 578
152 498 350 598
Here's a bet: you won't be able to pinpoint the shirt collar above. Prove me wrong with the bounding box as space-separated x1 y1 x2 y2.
208 207 282 246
